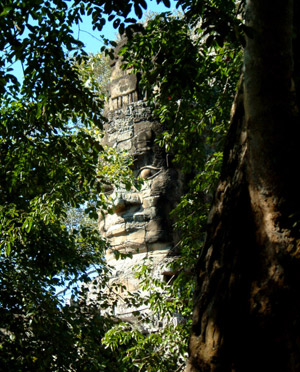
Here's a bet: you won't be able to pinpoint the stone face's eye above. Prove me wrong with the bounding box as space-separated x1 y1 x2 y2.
140 168 152 179
138 166 161 180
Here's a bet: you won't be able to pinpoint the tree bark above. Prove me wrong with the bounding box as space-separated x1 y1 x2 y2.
186 1 300 371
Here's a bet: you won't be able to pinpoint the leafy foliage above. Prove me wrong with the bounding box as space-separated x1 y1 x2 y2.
73 52 111 102
121 11 242 166
0 1 141 370
102 258 192 372
176 0 245 46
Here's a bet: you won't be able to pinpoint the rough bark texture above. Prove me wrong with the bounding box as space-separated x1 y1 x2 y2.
186 1 300 371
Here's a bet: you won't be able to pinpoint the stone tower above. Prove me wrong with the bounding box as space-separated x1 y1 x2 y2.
89 40 183 326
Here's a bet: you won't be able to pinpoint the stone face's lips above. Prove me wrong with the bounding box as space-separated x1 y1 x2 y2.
105 223 126 238
99 167 180 255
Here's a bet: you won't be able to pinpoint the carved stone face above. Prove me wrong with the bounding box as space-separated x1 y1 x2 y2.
100 101 182 261
88 43 183 323
99 38 183 274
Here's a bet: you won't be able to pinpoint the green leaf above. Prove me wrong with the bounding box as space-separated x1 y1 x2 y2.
134 4 142 19
113 18 120 29
5 241 11 256
0 7 12 16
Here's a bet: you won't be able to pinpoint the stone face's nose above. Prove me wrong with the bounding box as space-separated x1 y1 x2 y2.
113 194 141 214
113 197 126 214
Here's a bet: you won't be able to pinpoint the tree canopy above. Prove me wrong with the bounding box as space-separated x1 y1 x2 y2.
0 1 144 369
0 0 244 370
3 0 299 371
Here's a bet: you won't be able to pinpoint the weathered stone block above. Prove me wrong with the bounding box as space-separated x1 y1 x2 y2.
110 75 137 99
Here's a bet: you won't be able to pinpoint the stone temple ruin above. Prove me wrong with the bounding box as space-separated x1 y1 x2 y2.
88 39 183 328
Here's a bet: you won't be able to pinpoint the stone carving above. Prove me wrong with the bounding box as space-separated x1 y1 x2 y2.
107 38 140 111
89 39 183 327
101 102 182 260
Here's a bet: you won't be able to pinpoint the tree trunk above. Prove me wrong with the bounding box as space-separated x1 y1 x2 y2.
186 1 300 371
